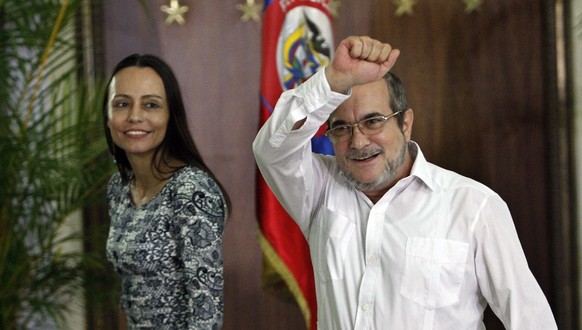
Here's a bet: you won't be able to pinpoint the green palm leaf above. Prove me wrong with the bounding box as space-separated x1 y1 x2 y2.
0 0 115 328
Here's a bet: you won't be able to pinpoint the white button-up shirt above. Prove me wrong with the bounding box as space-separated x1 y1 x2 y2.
253 69 557 330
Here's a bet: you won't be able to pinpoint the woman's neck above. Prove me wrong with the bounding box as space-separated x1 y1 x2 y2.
130 173 168 207
127 154 182 207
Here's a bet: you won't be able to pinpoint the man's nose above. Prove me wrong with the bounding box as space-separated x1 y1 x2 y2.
349 125 370 149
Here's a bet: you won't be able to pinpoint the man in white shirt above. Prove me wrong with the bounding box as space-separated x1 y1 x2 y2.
253 35 557 329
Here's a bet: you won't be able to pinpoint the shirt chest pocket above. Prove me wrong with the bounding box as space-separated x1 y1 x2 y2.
400 237 469 309
310 208 356 282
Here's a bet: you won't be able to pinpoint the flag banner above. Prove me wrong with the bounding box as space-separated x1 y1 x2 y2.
257 1 335 329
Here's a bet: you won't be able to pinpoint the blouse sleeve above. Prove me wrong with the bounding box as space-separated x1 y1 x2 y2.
173 167 226 330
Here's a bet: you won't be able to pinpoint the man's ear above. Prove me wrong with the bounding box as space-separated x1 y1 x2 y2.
403 108 414 141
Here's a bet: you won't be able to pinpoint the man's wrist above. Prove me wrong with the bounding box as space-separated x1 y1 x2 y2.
324 66 350 94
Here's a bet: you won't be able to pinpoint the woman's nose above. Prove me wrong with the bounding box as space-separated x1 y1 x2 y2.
127 107 143 122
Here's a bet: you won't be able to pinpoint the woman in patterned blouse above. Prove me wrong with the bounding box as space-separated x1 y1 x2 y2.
102 54 230 329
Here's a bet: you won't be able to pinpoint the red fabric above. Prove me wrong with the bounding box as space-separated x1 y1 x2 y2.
257 1 334 329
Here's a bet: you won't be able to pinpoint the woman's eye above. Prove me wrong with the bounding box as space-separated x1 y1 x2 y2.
112 101 128 108
145 102 160 109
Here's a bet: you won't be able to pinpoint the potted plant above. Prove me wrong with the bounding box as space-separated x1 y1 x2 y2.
0 0 114 328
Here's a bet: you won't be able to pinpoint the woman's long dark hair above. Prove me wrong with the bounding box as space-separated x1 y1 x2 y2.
102 54 231 212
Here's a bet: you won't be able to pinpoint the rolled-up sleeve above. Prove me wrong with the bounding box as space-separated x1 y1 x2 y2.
252 69 349 233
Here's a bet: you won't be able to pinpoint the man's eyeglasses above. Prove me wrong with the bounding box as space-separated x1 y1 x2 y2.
325 111 403 142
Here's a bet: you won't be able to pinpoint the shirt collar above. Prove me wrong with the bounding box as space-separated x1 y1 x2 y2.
408 141 436 191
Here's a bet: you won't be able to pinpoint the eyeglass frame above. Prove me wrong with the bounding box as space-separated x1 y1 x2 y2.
324 110 404 142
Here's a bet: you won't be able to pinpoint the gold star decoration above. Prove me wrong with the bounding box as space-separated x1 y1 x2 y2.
161 0 189 25
392 0 417 16
463 0 483 13
327 0 342 18
236 0 262 23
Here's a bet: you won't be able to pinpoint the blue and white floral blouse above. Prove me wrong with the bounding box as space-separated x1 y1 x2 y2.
106 166 226 329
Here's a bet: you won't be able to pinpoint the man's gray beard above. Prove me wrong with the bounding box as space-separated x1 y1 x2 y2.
341 140 407 193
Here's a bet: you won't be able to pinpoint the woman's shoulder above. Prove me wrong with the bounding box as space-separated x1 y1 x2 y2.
107 172 124 193
169 166 226 218
108 171 123 182
173 165 212 182
171 166 221 195
106 172 127 206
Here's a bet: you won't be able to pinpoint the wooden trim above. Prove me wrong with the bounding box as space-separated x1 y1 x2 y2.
543 0 579 328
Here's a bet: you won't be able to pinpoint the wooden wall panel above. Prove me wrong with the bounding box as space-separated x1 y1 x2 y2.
98 1 559 329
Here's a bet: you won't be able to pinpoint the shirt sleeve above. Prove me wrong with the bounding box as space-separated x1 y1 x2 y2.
252 69 350 233
174 169 226 330
473 195 557 329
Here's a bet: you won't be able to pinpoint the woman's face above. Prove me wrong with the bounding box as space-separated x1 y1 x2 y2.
107 66 169 161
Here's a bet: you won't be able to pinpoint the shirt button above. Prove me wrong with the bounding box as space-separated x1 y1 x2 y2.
362 304 369 311
367 256 377 264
